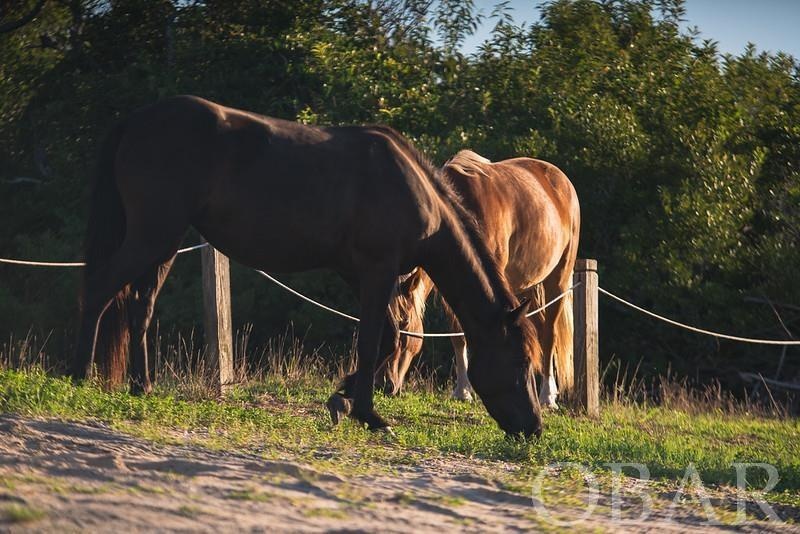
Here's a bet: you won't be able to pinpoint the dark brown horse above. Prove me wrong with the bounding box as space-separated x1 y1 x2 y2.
72 96 543 437
384 150 580 408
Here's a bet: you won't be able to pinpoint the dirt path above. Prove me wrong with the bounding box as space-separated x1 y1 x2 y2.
0 414 796 532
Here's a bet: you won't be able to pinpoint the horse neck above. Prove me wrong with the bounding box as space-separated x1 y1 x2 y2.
422 214 511 339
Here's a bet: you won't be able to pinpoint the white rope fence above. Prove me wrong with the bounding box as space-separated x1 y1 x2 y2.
0 243 572 339
256 269 577 338
2 244 799 345
599 287 800 346
0 242 209 267
255 270 359 323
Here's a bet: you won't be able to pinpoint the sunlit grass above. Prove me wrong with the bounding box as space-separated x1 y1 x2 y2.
0 366 797 495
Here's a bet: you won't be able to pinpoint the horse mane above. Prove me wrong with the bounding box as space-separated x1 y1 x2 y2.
371 128 542 371
444 149 491 178
371 128 511 301
389 268 428 331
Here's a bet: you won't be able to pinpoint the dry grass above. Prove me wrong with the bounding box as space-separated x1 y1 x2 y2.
0 330 52 372
601 356 793 418
0 328 794 418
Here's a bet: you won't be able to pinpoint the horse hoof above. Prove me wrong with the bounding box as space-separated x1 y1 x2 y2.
373 426 396 438
452 389 474 402
326 393 352 425
540 400 559 410
353 409 392 432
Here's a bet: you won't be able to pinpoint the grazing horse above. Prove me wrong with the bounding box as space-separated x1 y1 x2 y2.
383 150 580 408
72 96 543 437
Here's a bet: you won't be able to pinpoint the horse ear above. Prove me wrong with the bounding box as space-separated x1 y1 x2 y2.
507 298 531 325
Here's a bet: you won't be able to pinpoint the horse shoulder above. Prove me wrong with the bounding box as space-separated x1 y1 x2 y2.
331 127 443 245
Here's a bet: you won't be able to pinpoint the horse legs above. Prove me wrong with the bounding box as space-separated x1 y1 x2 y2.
450 334 474 401
127 257 176 394
539 350 559 408
330 269 398 430
339 310 399 396
441 306 473 401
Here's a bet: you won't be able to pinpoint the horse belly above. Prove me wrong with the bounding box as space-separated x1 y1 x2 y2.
193 194 352 273
507 204 568 289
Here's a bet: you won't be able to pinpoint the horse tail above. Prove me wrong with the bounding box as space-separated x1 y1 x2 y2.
555 208 580 394
81 120 131 388
553 289 574 393
526 284 546 375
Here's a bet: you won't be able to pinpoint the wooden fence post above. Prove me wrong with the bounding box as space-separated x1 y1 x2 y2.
201 245 234 395
571 259 599 417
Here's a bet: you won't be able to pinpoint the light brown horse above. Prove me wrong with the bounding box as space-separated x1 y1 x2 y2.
72 96 544 437
383 150 580 407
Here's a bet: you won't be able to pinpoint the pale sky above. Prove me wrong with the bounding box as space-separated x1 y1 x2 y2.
463 0 800 59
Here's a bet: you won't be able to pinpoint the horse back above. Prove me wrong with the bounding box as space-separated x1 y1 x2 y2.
443 155 579 288
113 96 442 273
503 158 579 222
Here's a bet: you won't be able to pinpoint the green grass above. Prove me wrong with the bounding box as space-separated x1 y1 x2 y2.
225 488 275 502
1 504 46 523
0 367 798 496
302 507 349 519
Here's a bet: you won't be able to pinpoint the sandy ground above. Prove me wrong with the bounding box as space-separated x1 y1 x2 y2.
0 414 797 533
